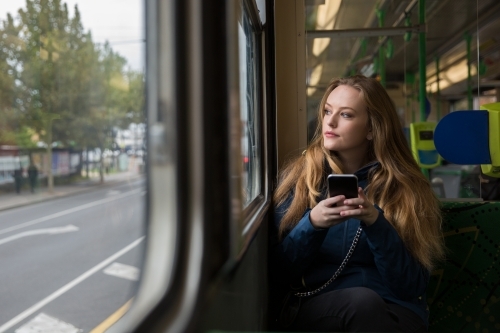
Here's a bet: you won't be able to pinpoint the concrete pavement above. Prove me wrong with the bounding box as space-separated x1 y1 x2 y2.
0 171 144 212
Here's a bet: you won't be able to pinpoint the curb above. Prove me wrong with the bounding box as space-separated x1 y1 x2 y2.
0 174 144 212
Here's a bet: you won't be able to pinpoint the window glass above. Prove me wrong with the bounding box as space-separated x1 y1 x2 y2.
238 5 262 208
0 1 145 331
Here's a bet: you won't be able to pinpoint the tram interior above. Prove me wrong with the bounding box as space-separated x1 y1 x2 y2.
304 0 500 200
267 1 500 331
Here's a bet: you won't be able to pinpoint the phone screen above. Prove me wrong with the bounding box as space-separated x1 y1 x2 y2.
328 174 358 199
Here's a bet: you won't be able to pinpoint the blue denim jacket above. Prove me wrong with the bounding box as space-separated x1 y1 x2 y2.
272 162 430 327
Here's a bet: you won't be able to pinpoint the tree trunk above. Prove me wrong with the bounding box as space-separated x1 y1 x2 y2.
99 148 104 183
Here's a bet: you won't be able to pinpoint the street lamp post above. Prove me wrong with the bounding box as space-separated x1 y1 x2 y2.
45 113 60 193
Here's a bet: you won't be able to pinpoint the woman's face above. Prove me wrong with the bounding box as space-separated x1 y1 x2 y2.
322 85 372 155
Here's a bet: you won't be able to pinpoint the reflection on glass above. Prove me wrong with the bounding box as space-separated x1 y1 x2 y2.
0 0 145 331
238 5 261 208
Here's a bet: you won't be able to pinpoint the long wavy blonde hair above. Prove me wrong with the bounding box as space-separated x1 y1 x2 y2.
274 75 445 271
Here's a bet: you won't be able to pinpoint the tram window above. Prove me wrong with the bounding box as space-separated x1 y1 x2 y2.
0 1 146 332
238 3 262 208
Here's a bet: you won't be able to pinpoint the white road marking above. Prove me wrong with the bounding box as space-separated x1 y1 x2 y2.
0 189 142 236
0 225 79 246
103 262 140 281
0 237 145 333
15 313 81 333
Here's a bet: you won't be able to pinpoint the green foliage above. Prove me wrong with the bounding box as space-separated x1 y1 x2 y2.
15 126 38 148
0 0 145 151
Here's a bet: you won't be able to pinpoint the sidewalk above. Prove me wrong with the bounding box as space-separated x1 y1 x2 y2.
0 171 144 212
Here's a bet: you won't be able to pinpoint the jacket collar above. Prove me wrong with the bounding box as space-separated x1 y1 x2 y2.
354 160 379 181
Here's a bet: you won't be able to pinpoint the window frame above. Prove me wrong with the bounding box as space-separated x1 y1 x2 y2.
233 0 270 259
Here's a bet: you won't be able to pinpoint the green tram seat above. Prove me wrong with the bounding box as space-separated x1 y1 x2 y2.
428 201 500 332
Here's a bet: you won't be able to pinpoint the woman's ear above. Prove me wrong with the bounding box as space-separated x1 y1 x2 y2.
367 132 373 140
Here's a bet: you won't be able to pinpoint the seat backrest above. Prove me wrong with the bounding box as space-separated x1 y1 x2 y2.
428 201 500 332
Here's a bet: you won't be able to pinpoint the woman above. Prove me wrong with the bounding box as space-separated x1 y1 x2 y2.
271 75 445 332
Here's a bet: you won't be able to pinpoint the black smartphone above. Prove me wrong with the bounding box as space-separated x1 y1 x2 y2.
328 174 359 199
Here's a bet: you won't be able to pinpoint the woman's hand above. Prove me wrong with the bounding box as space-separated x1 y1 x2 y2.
310 188 380 229
309 195 358 229
339 187 379 226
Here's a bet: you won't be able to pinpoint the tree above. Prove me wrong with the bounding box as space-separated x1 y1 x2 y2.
1 0 145 186
0 14 23 145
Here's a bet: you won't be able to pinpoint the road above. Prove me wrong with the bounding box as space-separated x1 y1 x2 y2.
0 178 146 333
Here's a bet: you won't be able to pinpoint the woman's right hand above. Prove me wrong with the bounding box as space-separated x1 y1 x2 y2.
309 195 357 229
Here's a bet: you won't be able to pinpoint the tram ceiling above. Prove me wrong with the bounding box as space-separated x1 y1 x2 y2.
305 0 500 100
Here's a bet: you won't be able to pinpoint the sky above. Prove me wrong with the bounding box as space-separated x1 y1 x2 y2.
1 0 144 71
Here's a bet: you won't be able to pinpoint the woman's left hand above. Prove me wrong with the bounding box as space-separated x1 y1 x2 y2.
339 187 379 226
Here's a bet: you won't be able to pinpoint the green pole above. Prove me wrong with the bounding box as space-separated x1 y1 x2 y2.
418 0 426 122
465 33 473 109
411 94 416 123
418 0 429 178
411 73 416 123
377 9 386 88
435 56 441 120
